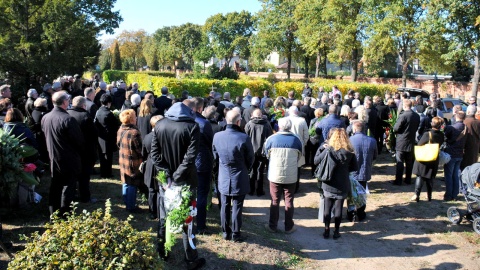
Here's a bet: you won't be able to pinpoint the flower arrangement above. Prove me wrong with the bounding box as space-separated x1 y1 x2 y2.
384 110 398 151
0 129 39 202
112 109 120 119
269 107 285 122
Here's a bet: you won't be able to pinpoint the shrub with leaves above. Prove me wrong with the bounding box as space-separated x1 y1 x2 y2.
8 200 164 270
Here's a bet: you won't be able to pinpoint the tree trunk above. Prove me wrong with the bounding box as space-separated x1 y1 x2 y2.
471 53 479 97
351 47 358 82
304 55 309 78
324 50 328 75
315 51 320 78
287 46 292 80
402 61 408 87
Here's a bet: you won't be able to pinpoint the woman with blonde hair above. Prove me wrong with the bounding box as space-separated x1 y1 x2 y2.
314 128 358 239
117 109 143 212
137 99 153 140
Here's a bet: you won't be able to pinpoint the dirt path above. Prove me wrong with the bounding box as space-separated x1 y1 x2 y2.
242 153 480 269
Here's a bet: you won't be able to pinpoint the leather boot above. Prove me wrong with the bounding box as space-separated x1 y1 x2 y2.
412 176 423 202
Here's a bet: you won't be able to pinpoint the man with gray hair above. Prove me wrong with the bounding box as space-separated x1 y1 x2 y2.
263 117 302 233
25 88 38 121
220 92 234 108
245 108 273 196
0 84 11 101
242 96 264 123
84 87 98 118
68 96 98 203
285 106 309 192
153 86 172 116
460 105 480 170
213 110 254 242
42 91 84 218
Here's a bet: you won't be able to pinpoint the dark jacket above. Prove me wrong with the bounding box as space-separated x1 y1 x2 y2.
137 114 152 141
117 124 143 185
366 107 378 136
41 106 84 175
142 131 158 190
112 88 126 110
393 109 420 152
3 122 38 149
242 105 264 124
314 146 358 199
94 89 106 108
300 105 315 127
444 121 466 158
153 95 172 116
350 132 378 181
461 116 480 170
417 113 428 141
25 97 35 120
86 98 98 119
39 92 54 112
68 106 98 167
94 106 120 153
213 124 254 196
245 117 273 156
316 114 346 144
209 119 223 134
412 129 444 179
195 112 214 172
150 102 199 187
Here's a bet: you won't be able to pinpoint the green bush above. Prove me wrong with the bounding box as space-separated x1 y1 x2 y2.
102 70 175 84
9 200 164 270
274 79 397 99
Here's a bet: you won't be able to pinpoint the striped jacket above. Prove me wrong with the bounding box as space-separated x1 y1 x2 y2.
117 124 143 185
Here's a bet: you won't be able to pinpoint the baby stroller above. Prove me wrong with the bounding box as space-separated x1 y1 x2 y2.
446 163 480 234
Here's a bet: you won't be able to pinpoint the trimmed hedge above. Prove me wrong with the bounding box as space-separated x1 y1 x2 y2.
125 73 272 98
102 70 175 84
274 79 397 100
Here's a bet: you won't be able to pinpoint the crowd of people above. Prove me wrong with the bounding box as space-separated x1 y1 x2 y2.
1 78 480 269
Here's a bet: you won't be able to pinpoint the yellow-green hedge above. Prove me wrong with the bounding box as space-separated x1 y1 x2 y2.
125 73 272 98
274 79 397 99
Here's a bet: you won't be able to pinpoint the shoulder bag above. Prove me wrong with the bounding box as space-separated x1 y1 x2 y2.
414 131 439 162
314 146 337 182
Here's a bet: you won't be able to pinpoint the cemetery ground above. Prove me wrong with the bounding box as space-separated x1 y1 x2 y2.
1 152 479 270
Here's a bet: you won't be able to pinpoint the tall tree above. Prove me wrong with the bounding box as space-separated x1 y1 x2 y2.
111 41 122 70
363 0 426 86
170 23 203 69
117 29 147 71
256 0 299 79
0 0 122 88
193 34 214 72
428 0 480 96
204 11 254 66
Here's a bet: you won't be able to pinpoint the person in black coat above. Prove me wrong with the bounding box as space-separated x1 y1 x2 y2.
94 94 120 178
153 86 173 116
68 97 98 203
374 97 390 153
31 98 49 163
3 108 38 149
314 128 358 239
42 91 85 218
365 100 378 137
112 83 126 110
137 99 154 141
411 117 444 202
142 115 164 219
393 100 420 185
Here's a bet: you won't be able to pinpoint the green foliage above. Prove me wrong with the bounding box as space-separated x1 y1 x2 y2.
207 65 239 80
273 79 396 99
9 200 163 269
124 73 271 98
170 23 203 68
111 41 122 70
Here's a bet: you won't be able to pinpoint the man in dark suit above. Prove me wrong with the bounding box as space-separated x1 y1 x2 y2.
392 99 420 185
42 91 84 217
213 110 254 242
68 96 98 203
94 94 120 178
153 86 172 116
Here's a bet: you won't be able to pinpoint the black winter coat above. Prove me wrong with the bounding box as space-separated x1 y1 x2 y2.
394 110 420 152
137 114 152 141
112 88 126 110
300 105 315 127
94 106 120 153
41 107 84 175
153 96 172 116
142 131 158 190
244 117 273 156
314 146 358 199
68 107 98 167
412 129 444 179
444 121 466 158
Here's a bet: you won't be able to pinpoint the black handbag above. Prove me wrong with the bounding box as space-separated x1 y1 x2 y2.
314 147 337 182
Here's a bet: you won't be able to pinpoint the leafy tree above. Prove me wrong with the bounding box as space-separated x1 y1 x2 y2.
256 0 299 79
193 35 214 72
99 49 112 70
151 27 181 70
0 0 122 89
117 29 147 71
249 34 271 73
170 23 203 69
428 0 480 96
363 0 426 87
111 41 122 70
143 36 158 70
204 11 255 66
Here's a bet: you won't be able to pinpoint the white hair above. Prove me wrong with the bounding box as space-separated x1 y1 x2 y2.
352 99 360 108
466 105 476 116
354 105 367 121
278 117 292 132
288 106 298 116
251 97 260 106
27 88 37 98
131 94 141 106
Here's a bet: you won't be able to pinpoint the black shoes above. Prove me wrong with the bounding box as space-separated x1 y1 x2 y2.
333 231 341 240
186 258 206 270
323 229 330 239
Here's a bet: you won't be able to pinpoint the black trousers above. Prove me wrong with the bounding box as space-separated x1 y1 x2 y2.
395 151 414 184
323 197 344 231
78 162 93 202
220 194 245 241
415 176 433 200
49 169 77 217
356 181 367 220
99 150 113 177
249 156 266 195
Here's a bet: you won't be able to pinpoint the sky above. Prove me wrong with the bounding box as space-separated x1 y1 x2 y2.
100 0 263 42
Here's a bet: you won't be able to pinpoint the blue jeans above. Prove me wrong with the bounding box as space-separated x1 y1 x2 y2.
444 157 462 200
122 184 137 211
196 171 211 231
